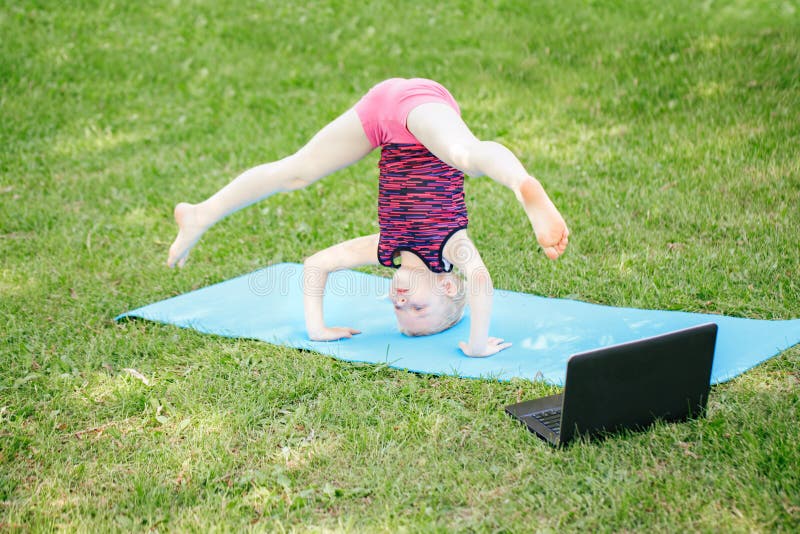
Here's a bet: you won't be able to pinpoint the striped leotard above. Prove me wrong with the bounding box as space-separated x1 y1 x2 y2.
377 143 468 273
354 78 469 273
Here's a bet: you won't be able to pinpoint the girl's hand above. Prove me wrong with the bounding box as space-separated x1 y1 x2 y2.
459 337 512 358
308 326 362 342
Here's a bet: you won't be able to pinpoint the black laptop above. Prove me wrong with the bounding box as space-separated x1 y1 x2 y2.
505 323 718 447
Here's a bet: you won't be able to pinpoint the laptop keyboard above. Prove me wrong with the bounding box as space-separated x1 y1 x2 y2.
529 408 561 434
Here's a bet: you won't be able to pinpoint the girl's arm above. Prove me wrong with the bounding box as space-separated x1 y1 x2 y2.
444 231 512 357
303 234 379 341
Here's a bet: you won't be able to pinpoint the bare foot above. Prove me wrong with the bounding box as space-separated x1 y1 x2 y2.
167 202 209 268
519 178 570 260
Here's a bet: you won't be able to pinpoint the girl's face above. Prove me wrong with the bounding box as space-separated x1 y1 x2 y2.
389 266 454 334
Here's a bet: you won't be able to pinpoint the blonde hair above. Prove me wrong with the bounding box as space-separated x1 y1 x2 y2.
398 271 467 337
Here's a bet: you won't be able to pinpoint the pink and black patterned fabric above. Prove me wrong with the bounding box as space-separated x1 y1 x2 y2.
353 78 469 272
377 143 469 273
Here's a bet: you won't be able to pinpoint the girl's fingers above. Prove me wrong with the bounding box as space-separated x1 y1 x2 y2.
460 339 513 357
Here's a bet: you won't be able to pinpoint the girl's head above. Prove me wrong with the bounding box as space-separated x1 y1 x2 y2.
389 265 466 336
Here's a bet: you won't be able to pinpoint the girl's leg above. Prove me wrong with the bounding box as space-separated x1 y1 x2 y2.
168 109 373 267
406 103 569 260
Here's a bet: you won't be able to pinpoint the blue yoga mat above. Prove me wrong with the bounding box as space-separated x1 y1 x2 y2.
117 263 800 384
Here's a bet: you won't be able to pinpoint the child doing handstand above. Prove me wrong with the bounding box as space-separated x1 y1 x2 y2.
167 78 569 357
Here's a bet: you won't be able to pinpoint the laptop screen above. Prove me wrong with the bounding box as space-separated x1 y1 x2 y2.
558 323 717 443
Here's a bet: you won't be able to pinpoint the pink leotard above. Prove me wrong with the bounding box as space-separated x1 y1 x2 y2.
354 78 468 273
354 78 461 148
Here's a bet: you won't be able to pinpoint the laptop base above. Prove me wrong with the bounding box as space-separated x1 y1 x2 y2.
505 393 564 446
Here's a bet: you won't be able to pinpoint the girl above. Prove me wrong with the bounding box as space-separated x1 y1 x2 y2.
167 78 569 357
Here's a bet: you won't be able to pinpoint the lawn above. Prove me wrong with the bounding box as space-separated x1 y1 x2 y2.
1 0 799 531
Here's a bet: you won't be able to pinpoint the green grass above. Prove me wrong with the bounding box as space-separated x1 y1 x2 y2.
2 0 799 531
